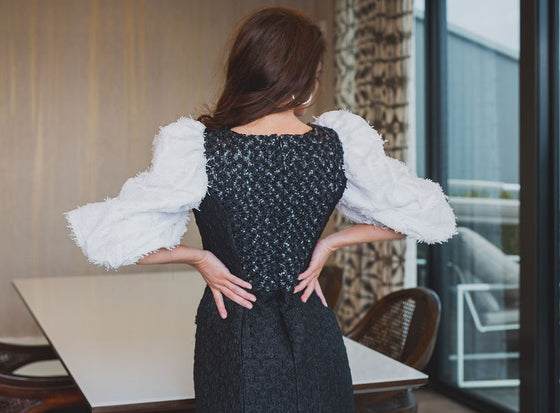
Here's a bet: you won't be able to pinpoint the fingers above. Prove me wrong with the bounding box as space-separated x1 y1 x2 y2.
293 275 314 294
295 273 328 307
222 288 253 310
211 289 227 319
315 282 328 307
294 264 320 293
298 257 322 281
227 273 253 290
297 255 327 282
210 279 255 314
211 284 255 319
222 282 255 310
225 281 257 303
200 262 256 315
297 267 314 281
301 279 316 303
221 273 256 308
298 241 332 281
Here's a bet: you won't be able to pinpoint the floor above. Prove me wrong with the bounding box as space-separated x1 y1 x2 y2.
469 387 518 412
417 388 479 413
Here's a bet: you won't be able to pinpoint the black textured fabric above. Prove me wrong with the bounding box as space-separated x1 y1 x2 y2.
193 125 354 412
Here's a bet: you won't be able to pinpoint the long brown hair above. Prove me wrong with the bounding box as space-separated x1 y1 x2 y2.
198 7 325 132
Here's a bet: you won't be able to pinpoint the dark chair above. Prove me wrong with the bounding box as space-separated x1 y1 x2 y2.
317 265 344 309
347 287 441 413
0 341 87 413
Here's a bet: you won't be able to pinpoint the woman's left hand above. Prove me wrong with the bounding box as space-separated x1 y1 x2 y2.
293 239 336 306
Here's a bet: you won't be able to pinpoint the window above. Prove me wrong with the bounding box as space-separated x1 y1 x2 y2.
444 2 520 410
416 1 521 411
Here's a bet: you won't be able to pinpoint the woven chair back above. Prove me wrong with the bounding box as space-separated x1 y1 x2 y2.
347 287 441 370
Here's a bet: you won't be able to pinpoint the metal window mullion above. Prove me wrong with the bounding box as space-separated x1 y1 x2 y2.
424 0 448 380
549 1 560 411
519 0 559 412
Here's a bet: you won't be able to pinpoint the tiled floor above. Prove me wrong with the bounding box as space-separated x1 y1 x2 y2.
417 388 479 413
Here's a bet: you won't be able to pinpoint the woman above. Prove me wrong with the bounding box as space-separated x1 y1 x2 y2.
66 7 456 412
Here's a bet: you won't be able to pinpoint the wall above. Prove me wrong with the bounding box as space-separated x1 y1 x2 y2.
0 0 334 337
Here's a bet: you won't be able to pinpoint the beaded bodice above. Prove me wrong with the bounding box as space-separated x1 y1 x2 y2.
193 125 346 292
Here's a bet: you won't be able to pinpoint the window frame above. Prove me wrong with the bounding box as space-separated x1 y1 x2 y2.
518 0 560 412
423 0 560 412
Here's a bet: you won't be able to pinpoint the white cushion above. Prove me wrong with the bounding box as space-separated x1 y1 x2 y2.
13 359 69 377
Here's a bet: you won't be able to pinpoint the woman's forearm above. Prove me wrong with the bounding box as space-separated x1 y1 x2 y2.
136 245 206 266
321 223 405 252
293 224 405 301
137 224 403 266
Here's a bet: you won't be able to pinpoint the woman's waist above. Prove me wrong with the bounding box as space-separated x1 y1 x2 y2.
200 283 325 314
238 267 309 292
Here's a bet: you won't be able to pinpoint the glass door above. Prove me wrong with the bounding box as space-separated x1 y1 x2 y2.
415 1 520 411
444 3 520 411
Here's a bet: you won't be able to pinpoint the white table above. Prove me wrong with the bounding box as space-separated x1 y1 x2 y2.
13 271 427 412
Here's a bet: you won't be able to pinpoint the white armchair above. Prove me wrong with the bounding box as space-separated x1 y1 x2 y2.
449 227 519 388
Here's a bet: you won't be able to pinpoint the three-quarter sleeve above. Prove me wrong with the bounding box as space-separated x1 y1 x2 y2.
315 110 457 244
65 117 208 269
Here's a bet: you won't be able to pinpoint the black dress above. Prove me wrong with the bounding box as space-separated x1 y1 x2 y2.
192 125 354 412
65 110 455 412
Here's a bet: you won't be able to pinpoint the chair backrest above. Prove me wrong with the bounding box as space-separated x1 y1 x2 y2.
318 265 343 309
0 342 87 413
346 287 441 370
0 342 57 373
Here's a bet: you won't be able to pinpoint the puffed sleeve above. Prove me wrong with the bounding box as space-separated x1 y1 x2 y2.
315 110 457 244
65 117 208 269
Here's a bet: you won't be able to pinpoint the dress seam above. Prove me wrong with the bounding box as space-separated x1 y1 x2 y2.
240 308 246 413
289 303 301 413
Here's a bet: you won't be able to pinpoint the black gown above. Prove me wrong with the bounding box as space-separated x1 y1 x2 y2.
192 125 354 412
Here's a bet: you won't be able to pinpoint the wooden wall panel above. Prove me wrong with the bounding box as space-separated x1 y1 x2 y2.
0 0 334 337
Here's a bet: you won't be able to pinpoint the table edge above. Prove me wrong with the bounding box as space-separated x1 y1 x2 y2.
10 279 94 411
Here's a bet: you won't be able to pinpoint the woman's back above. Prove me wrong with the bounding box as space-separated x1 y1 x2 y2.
194 125 346 292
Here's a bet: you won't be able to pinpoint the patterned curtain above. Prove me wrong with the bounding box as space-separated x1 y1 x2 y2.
333 0 413 333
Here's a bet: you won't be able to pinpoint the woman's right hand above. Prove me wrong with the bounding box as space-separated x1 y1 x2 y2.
193 250 256 319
